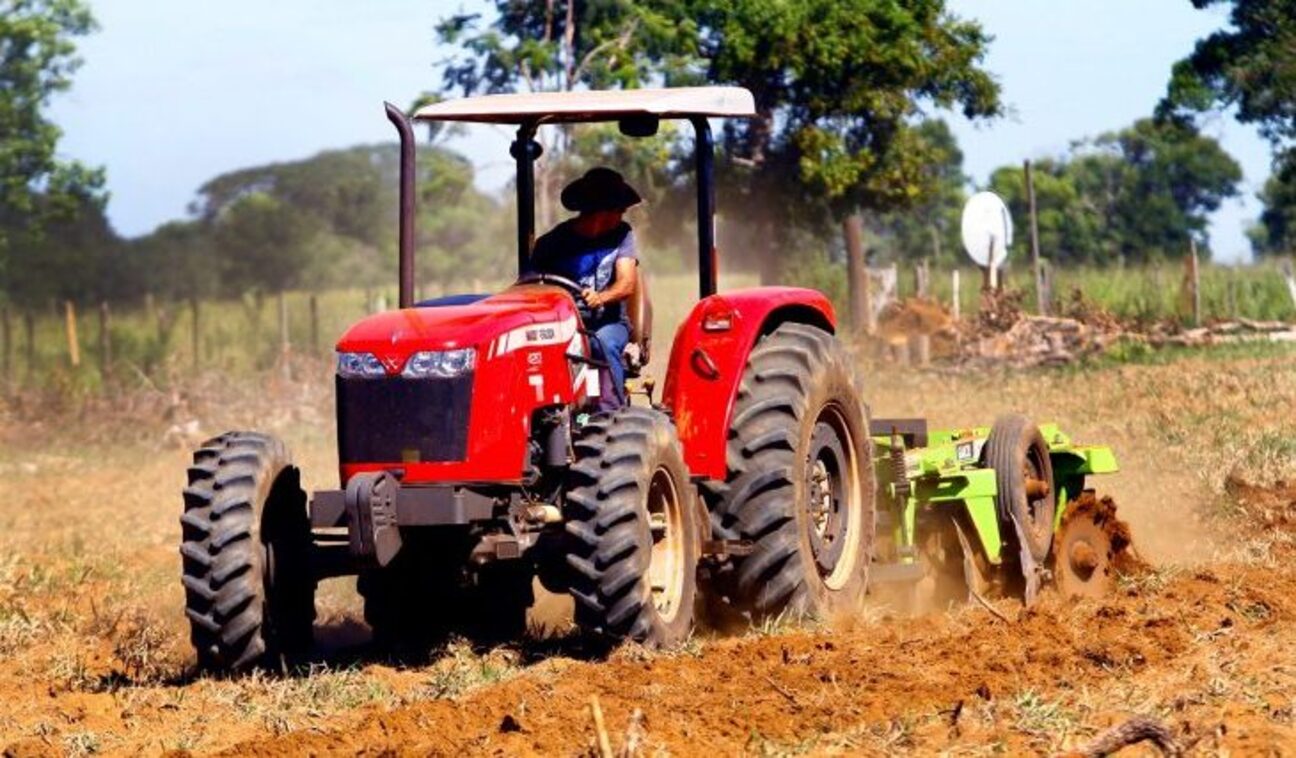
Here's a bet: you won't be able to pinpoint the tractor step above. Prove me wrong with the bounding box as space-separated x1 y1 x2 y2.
869 561 926 585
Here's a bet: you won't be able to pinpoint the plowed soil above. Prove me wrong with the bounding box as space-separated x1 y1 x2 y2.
225 555 1296 756
1 350 1294 756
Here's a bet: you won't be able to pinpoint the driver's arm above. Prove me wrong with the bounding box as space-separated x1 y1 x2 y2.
584 257 637 308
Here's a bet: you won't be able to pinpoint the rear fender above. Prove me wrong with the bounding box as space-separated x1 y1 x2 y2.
661 287 836 480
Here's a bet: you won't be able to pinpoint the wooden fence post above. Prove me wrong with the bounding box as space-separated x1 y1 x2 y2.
23 311 34 379
98 301 112 381
1227 264 1239 319
309 294 320 355
1025 159 1046 314
64 301 80 368
951 269 961 321
1186 239 1201 326
1282 258 1296 313
843 213 871 336
190 297 200 372
1 304 10 385
278 290 290 380
909 334 931 367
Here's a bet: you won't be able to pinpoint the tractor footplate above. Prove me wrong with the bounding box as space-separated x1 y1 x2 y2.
345 471 402 567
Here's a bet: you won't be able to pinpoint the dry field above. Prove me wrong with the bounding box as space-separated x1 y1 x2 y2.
0 344 1294 756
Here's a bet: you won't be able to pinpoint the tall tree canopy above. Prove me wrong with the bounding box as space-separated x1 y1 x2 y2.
1160 0 1296 256
436 0 1001 279
990 119 1240 264
152 144 505 298
0 0 106 299
1160 0 1296 146
860 119 968 264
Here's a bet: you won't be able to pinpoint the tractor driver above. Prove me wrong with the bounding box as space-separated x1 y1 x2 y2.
527 167 641 409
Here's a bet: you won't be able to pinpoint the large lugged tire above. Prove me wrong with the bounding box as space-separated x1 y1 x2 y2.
710 322 875 620
565 407 699 647
181 432 315 672
984 414 1055 604
984 414 1055 563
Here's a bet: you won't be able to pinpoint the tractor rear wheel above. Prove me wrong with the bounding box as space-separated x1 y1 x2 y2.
711 322 875 621
564 407 699 647
984 414 1056 603
180 432 315 672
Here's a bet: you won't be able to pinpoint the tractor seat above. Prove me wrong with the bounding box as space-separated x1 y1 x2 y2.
623 267 652 379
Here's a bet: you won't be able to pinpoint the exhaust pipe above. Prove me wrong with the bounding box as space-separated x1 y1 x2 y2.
385 102 415 309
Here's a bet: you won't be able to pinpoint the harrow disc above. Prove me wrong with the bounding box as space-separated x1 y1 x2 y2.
1054 505 1116 598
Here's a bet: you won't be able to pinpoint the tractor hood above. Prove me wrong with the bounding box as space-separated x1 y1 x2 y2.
335 285 578 370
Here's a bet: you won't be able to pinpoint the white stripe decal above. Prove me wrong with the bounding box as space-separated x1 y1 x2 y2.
494 315 579 357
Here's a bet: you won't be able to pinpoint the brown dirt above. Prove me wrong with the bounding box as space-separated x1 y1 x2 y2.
2 352 1295 756
1056 491 1145 575
223 540 1295 756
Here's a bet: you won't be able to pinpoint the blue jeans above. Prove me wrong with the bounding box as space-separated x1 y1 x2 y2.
591 322 630 410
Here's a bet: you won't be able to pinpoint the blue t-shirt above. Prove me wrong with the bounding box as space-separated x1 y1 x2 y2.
528 220 638 327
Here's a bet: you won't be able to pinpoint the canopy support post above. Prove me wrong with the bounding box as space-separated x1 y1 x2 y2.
385 102 417 309
691 117 717 299
511 122 541 275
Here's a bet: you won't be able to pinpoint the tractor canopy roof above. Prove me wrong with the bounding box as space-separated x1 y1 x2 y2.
412 86 757 124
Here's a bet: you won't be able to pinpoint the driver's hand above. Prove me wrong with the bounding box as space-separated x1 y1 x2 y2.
581 289 603 308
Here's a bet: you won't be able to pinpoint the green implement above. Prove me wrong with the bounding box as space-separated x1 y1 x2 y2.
868 414 1123 607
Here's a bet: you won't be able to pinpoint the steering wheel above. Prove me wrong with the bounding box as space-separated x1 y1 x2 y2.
515 271 585 299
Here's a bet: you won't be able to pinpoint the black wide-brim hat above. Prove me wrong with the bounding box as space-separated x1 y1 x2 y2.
560 167 643 213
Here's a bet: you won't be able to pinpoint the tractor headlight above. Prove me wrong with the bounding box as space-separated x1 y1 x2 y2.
402 348 476 379
336 351 387 378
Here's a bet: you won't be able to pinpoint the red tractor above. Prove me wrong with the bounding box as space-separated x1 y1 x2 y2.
180 87 874 671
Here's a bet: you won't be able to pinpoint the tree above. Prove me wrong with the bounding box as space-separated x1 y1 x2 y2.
989 119 1241 264
865 120 969 265
437 1 693 96
436 0 1002 314
437 1 694 230
1159 0 1296 147
989 159 1104 266
0 0 105 261
1249 151 1296 255
1159 1 1296 257
177 143 505 296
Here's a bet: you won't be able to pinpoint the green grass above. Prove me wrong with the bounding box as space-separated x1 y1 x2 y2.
3 261 1293 393
957 261 1293 325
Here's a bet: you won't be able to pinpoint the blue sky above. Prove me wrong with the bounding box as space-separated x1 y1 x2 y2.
50 0 1271 262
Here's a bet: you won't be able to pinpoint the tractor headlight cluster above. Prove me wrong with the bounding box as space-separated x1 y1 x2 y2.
401 348 475 378
336 351 387 378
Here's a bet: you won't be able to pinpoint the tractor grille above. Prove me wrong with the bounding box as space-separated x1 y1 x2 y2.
336 374 473 463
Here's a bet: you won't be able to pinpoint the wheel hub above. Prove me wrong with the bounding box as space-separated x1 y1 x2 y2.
1021 453 1053 549
805 415 849 579
646 467 685 622
1055 516 1113 599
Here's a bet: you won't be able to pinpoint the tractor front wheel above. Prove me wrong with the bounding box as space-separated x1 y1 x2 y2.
712 322 875 621
564 407 699 647
180 432 315 672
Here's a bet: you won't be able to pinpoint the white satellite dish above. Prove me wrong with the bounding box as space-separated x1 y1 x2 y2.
961 191 1013 270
